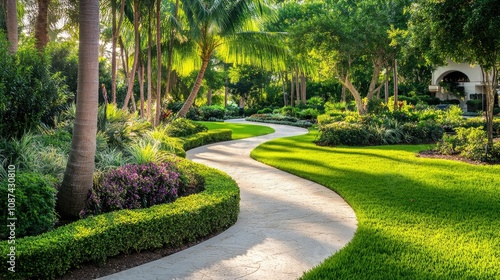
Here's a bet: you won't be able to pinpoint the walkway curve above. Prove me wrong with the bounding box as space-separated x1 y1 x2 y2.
101 119 357 280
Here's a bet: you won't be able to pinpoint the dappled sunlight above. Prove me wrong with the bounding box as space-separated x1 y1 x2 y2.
252 131 500 279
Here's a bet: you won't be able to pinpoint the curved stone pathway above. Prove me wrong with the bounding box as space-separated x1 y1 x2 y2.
101 119 357 280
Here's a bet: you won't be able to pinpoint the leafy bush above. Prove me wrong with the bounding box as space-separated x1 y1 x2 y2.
200 105 226 120
0 161 239 280
80 162 181 218
0 36 70 138
0 172 57 239
257 107 273 114
466 99 483 112
317 122 370 146
435 127 491 161
299 108 320 120
166 118 208 137
279 106 299 117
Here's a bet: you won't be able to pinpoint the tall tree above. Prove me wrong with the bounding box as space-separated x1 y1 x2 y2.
111 0 126 105
176 0 286 117
409 0 500 148
122 0 142 110
34 0 51 51
57 0 100 218
5 0 17 53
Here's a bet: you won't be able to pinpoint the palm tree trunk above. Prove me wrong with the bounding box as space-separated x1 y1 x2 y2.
111 0 125 105
58 0 99 218
155 0 162 125
147 6 152 119
34 0 50 51
139 61 145 118
5 0 18 53
177 57 210 117
290 69 294 106
157 0 179 126
122 0 141 111
295 65 300 105
300 72 306 105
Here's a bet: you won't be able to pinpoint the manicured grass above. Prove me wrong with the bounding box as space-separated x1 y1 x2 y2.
251 131 500 280
198 121 275 140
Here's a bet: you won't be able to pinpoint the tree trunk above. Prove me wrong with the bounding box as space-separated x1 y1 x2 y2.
122 0 141 111
295 64 300 105
342 75 365 115
58 0 99 218
157 0 179 126
155 0 162 125
281 71 287 106
5 0 18 53
207 88 212 106
290 69 295 106
34 0 50 51
177 57 210 117
139 61 145 118
482 67 496 148
224 77 229 107
147 6 152 119
341 85 346 103
393 59 399 111
384 68 389 104
366 56 384 101
300 72 306 105
111 0 125 105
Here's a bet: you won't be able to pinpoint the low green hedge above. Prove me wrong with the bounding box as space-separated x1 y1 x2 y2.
0 159 239 279
181 129 232 151
245 117 313 128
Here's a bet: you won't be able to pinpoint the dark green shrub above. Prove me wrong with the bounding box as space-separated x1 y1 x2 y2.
279 106 298 117
166 118 208 137
298 108 319 120
200 105 225 120
182 129 232 151
317 122 370 146
0 37 70 138
0 172 57 239
401 121 444 144
436 127 490 161
466 99 483 112
257 107 273 114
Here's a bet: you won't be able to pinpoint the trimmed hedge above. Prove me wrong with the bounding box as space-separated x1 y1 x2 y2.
0 159 239 279
181 129 232 151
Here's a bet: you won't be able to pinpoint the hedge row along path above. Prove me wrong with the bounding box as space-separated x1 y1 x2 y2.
100 119 357 280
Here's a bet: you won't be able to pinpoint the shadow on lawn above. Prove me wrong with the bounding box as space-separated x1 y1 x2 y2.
253 140 500 279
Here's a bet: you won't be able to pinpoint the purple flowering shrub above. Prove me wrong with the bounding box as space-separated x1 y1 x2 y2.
81 162 180 218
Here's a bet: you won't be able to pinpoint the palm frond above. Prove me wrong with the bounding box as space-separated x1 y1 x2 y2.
219 31 287 71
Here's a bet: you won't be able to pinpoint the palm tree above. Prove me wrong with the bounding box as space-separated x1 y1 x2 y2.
57 0 100 218
176 0 286 117
5 0 18 53
34 0 51 51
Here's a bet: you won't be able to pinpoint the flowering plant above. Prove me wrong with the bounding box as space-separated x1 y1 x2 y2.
81 162 180 217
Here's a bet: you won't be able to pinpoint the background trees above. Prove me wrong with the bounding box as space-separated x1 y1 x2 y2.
409 0 500 149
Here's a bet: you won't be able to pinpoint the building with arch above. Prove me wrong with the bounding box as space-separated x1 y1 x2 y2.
428 60 485 111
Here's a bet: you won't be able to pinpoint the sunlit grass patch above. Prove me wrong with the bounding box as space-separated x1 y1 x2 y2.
198 121 274 140
251 132 500 279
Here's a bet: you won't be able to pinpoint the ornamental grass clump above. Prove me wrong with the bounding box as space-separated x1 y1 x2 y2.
80 162 180 218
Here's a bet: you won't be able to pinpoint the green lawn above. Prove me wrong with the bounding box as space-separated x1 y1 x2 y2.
198 121 275 140
251 131 500 280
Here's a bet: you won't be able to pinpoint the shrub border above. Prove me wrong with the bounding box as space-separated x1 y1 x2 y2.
245 117 313 128
0 159 239 279
181 129 232 151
